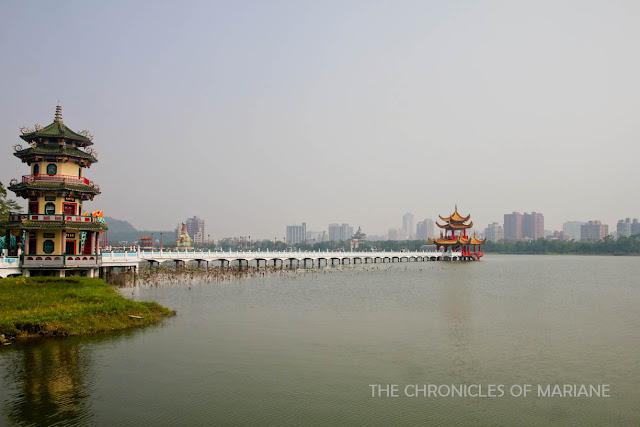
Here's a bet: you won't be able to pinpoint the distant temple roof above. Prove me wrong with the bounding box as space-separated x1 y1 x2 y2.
436 205 473 230
20 105 93 146
352 226 366 240
438 205 471 223
428 234 487 246
437 221 474 230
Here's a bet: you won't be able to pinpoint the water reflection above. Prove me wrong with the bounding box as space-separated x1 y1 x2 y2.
1 329 140 426
2 338 93 426
443 266 477 378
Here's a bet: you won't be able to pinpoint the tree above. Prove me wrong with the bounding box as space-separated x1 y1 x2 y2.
0 181 22 234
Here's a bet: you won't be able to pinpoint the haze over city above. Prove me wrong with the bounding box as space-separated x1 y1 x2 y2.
1 1 639 239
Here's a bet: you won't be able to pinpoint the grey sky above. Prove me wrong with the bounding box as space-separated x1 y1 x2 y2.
1 1 639 239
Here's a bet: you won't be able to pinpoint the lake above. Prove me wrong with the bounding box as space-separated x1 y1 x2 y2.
1 255 638 426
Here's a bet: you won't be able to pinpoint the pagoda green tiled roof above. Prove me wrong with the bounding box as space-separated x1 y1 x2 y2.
21 121 93 146
8 181 101 194
1 220 108 231
14 146 97 162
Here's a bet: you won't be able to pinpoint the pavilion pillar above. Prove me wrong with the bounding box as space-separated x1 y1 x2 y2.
24 230 30 255
4 229 10 256
91 231 97 254
61 230 67 255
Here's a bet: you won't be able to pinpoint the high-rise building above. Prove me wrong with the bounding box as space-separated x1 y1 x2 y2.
616 218 634 238
546 231 570 241
563 221 586 240
402 213 415 239
286 222 307 244
504 212 523 241
581 221 609 241
186 216 205 245
416 219 435 240
522 212 544 240
328 223 352 241
305 230 324 243
484 222 504 242
632 219 640 236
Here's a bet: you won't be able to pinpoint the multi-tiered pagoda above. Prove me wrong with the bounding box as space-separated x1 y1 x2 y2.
428 206 486 260
1 105 107 277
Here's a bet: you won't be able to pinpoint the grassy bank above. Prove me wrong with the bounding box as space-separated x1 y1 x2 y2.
0 277 175 339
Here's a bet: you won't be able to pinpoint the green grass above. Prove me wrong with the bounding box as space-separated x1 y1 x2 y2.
0 277 175 338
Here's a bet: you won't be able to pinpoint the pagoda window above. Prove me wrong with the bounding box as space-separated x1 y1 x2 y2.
29 202 39 214
43 240 55 254
33 164 40 175
46 164 57 175
44 202 55 215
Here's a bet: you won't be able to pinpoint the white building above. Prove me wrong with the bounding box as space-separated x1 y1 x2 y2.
186 216 205 245
484 222 504 242
563 221 586 241
286 222 307 244
328 223 353 242
402 213 414 239
416 219 435 240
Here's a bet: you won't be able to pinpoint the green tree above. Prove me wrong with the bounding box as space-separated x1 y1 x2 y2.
0 181 22 234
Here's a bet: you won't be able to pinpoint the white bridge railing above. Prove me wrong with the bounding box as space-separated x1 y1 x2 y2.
1 249 467 276
100 249 463 266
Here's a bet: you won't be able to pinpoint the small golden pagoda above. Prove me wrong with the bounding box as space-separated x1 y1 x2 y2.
428 205 486 260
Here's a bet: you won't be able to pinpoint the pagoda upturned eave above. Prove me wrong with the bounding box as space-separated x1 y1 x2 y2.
8 180 101 195
428 235 487 246
438 211 471 223
20 121 93 146
14 146 97 164
436 220 474 230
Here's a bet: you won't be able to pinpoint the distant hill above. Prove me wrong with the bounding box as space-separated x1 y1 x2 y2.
103 216 175 245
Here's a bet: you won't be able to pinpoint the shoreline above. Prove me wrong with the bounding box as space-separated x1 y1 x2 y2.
0 277 175 341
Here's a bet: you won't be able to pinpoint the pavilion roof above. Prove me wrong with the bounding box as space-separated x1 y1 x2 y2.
1 220 107 231
14 146 97 162
436 221 473 230
19 105 93 146
438 205 471 224
9 180 100 193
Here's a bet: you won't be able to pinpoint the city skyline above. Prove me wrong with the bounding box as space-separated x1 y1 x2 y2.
1 2 639 238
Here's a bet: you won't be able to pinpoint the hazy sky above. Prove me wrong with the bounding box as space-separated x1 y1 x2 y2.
1 1 639 239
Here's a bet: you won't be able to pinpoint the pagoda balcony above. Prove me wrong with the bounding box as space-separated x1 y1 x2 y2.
8 212 102 224
21 174 92 186
22 254 100 269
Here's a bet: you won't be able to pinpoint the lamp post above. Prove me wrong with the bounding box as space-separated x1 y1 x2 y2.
160 232 163 249
208 234 210 250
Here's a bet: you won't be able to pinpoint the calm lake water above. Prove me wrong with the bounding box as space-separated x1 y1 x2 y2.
1 255 638 426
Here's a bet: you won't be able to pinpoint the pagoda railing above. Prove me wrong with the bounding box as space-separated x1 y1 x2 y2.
21 174 92 186
22 254 100 268
8 212 102 223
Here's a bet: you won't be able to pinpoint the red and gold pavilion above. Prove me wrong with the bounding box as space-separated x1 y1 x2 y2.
428 206 486 260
